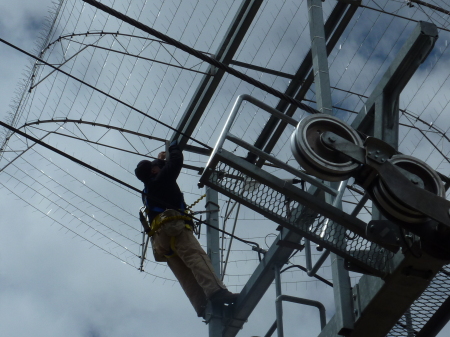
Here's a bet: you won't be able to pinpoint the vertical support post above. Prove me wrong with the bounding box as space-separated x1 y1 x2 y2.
404 309 415 337
305 239 313 271
307 0 354 334
206 182 222 337
206 182 221 275
374 94 399 150
274 263 284 337
341 22 441 337
329 190 354 336
371 89 399 257
307 0 333 114
330 253 354 335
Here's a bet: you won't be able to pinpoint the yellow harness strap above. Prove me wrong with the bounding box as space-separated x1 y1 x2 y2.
164 236 177 258
146 211 193 259
146 213 191 237
163 224 193 259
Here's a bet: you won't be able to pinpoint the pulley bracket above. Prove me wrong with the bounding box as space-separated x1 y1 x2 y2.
321 131 450 229
366 220 401 252
375 161 450 228
321 131 366 164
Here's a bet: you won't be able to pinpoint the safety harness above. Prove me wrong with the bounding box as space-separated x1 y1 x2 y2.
138 194 206 270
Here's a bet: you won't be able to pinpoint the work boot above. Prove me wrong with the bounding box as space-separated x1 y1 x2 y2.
210 289 239 304
198 305 207 318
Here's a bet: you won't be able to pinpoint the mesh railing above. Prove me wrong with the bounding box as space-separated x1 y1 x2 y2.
205 158 393 275
388 266 450 336
201 147 450 335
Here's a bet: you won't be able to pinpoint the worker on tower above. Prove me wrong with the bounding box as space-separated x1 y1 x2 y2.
135 140 237 317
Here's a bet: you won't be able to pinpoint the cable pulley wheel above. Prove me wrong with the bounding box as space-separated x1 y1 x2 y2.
371 155 445 224
290 114 363 182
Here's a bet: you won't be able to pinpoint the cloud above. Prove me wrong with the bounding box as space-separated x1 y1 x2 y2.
2 1 450 337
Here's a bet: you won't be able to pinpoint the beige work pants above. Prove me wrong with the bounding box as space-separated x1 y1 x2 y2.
151 211 227 316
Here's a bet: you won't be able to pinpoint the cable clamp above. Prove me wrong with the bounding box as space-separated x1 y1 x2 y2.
252 246 267 255
205 201 220 209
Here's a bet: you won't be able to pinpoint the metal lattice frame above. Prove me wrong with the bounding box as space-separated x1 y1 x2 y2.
388 266 450 336
2 1 450 337
201 153 394 276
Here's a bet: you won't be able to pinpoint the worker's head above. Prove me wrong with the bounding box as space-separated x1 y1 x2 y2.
135 159 165 181
150 158 165 175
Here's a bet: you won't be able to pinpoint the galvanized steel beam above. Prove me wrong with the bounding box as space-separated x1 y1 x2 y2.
252 1 355 162
205 184 223 337
347 21 443 337
254 1 360 167
222 226 305 337
351 21 438 138
171 0 263 150
307 0 354 334
220 3 361 336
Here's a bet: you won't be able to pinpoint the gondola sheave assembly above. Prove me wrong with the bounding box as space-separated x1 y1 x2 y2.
371 154 445 224
291 114 363 182
291 114 446 225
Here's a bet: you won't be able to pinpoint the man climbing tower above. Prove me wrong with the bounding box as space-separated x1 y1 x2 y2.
135 140 237 317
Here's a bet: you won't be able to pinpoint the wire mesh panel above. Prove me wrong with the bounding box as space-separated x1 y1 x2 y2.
388 266 450 336
200 150 394 276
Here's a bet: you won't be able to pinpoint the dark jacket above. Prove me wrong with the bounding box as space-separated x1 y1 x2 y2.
140 142 185 223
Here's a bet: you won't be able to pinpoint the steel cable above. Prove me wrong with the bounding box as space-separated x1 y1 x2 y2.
81 0 321 116
0 37 212 150
0 120 262 254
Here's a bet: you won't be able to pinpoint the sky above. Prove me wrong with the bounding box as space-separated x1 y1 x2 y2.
0 2 313 337
1 1 450 337
0 2 217 336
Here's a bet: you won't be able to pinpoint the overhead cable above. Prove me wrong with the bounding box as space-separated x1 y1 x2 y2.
408 0 450 16
0 37 212 150
0 120 262 253
81 0 321 115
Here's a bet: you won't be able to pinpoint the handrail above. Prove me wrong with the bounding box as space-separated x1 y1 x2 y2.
268 264 327 337
204 94 338 196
